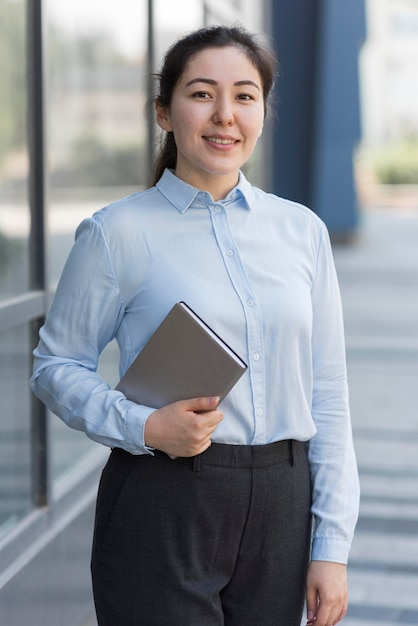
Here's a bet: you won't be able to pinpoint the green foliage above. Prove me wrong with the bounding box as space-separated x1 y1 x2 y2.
373 139 418 185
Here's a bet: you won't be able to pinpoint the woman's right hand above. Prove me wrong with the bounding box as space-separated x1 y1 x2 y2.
144 396 224 457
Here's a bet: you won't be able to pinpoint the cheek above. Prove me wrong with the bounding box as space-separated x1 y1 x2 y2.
244 124 264 147
171 112 200 147
242 109 265 138
170 101 201 128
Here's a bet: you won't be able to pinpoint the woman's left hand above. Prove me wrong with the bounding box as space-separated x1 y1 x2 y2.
305 561 348 626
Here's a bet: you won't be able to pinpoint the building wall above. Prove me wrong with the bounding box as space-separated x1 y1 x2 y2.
360 0 418 143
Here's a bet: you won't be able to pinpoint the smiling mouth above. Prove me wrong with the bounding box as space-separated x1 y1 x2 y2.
204 136 238 145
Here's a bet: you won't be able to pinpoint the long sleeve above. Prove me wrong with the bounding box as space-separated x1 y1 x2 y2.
308 225 360 563
30 216 155 455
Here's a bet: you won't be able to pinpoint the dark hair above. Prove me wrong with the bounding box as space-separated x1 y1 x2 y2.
151 24 279 185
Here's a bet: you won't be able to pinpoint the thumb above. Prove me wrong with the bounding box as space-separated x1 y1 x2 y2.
184 396 220 412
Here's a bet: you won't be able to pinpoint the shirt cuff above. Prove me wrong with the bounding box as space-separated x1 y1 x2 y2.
123 403 156 455
310 536 352 565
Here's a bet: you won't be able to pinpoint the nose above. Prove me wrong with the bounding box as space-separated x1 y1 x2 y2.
212 96 234 126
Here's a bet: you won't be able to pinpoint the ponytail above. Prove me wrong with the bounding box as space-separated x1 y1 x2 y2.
152 132 177 186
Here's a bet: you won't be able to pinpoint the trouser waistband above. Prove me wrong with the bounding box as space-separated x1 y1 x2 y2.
154 440 304 472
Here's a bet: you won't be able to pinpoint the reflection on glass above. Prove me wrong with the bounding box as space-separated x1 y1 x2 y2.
0 0 29 301
0 324 32 539
154 0 203 62
45 0 149 284
44 0 149 485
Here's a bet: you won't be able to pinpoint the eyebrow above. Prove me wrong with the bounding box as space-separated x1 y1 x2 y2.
184 78 260 90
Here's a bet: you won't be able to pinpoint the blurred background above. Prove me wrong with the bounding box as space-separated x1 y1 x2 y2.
0 1 417 624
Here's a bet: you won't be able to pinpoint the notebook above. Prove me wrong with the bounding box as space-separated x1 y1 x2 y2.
116 301 247 408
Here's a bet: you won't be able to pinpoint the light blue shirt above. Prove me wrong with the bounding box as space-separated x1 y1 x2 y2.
31 168 359 563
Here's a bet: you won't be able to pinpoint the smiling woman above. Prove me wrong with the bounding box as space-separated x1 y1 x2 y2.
152 25 276 188
155 46 265 198
30 23 359 626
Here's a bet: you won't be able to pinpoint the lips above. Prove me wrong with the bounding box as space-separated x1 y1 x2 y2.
204 136 238 145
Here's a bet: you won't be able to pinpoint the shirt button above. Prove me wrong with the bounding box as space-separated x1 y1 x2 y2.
214 206 221 213
247 298 255 307
257 408 263 417
226 249 234 257
253 353 260 361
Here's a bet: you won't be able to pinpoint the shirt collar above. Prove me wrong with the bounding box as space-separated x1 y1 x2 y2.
156 168 253 213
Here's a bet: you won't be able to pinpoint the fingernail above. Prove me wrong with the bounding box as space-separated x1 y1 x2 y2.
209 396 220 405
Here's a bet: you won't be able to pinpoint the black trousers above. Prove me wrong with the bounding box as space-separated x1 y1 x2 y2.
91 440 312 626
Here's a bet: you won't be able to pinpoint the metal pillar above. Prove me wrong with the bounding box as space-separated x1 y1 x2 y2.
271 0 366 240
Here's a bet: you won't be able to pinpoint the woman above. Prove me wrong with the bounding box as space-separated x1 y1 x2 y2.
31 25 359 626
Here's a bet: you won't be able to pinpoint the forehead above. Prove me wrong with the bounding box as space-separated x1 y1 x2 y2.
180 46 262 85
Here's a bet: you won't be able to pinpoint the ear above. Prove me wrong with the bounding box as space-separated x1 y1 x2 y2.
155 100 173 132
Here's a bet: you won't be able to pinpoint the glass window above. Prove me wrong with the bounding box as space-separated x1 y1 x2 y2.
44 0 149 286
0 324 32 540
44 0 149 486
0 0 32 542
154 0 203 62
0 0 29 301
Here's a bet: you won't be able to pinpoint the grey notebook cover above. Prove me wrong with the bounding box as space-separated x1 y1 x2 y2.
116 302 247 408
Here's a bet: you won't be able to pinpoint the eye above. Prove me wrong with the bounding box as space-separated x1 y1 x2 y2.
192 91 211 99
237 93 255 101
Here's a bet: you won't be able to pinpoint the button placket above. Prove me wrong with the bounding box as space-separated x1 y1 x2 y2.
209 202 266 442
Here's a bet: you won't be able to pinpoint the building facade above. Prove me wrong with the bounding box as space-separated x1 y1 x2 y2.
360 0 418 144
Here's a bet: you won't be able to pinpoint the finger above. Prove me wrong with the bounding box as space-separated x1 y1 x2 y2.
305 587 318 623
325 590 348 625
306 611 315 626
176 427 215 457
195 435 213 455
200 409 224 428
315 602 341 626
333 600 348 624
